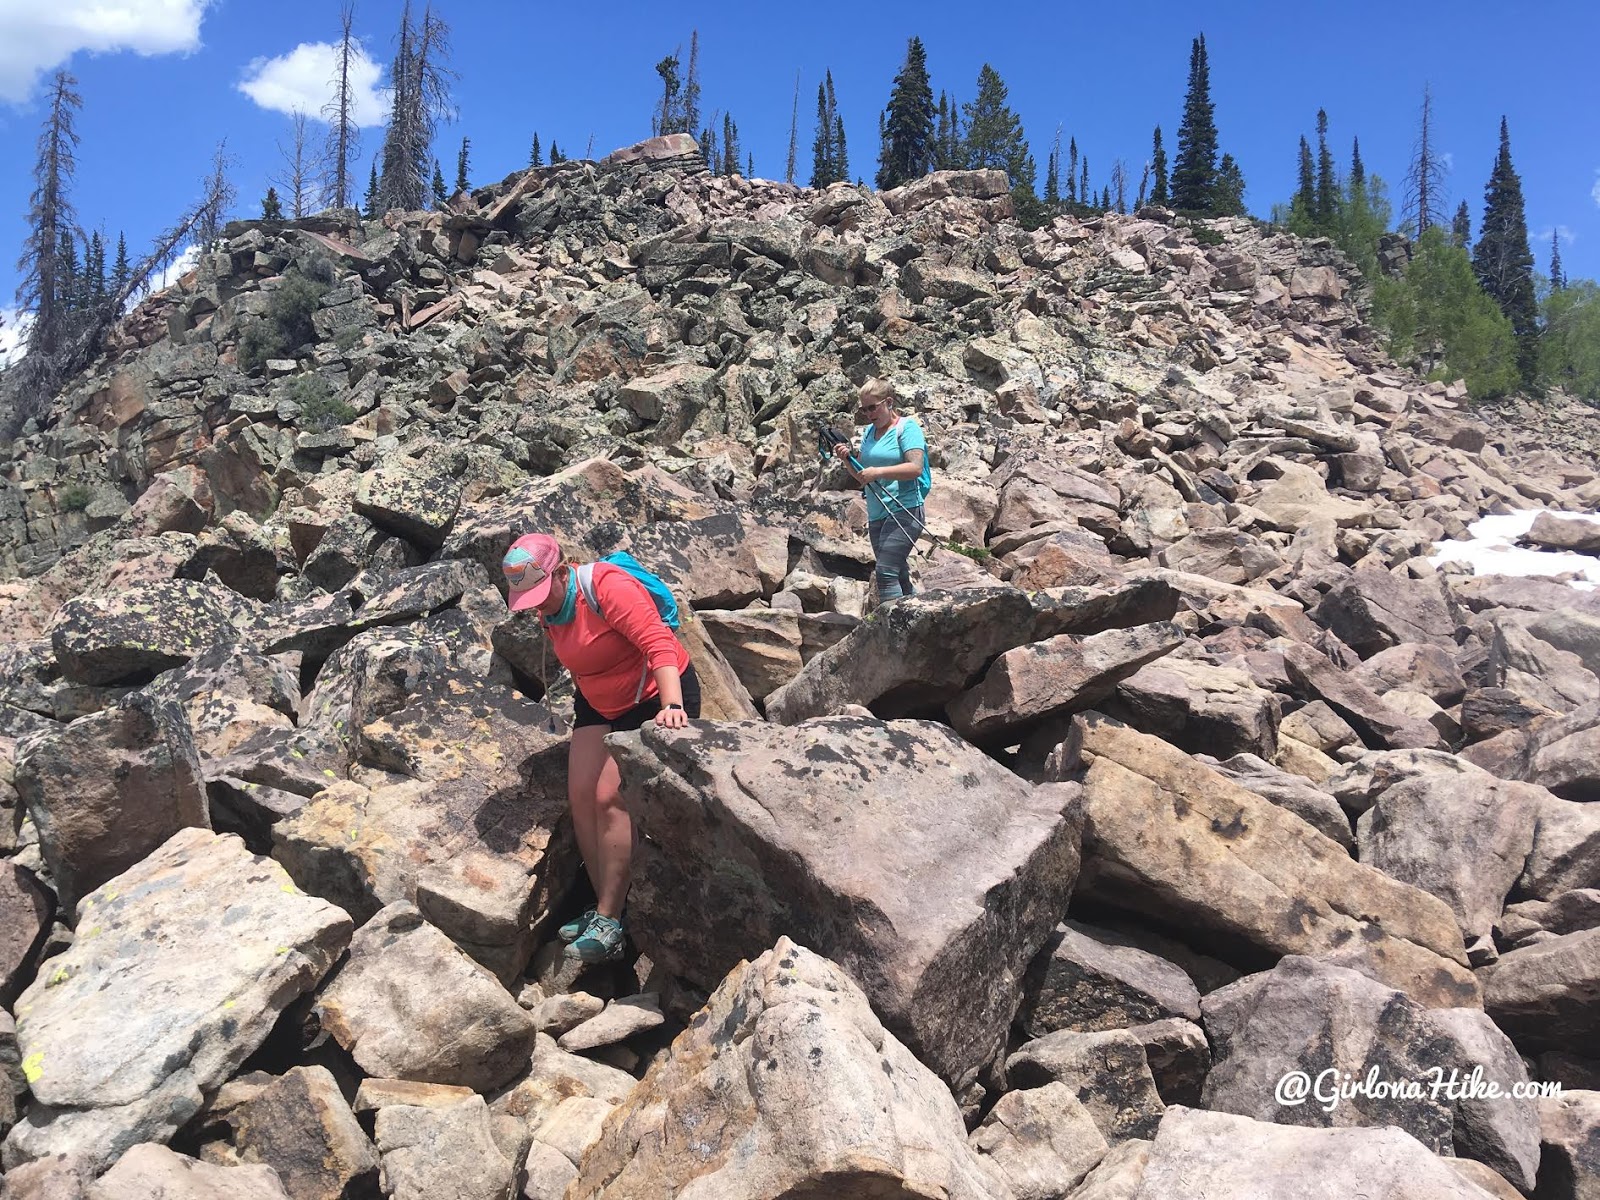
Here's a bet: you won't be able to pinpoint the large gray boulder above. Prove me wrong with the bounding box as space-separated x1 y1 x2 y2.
946 623 1183 745
1354 756 1543 953
1200 956 1540 1191
1075 1105 1506 1199
609 717 1082 1090
1479 928 1600 1055
568 938 1013 1199
15 691 208 915
86 1144 290 1200
49 579 244 685
1311 569 1457 658
314 902 537 1093
1060 714 1478 1008
373 1096 517 1200
1015 920 1201 1038
969 1082 1108 1200
765 587 1036 723
1 829 351 1174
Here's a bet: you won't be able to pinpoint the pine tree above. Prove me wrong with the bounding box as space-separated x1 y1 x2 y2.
1136 163 1149 210
1314 108 1337 227
549 141 565 164
652 52 683 136
1170 34 1219 213
811 71 846 187
1452 201 1471 250
1472 116 1538 382
529 133 542 167
1380 227 1520 398
722 113 741 177
364 160 380 218
700 121 718 172
1150 125 1169 206
1403 83 1447 239
57 230 80 313
962 65 1029 179
1043 127 1061 208
1295 136 1315 217
86 231 106 305
962 63 1037 219
1214 153 1246 216
378 3 455 212
1549 229 1565 291
431 161 448 207
1067 137 1079 205
110 232 131 298
17 70 82 354
876 36 936 190
456 136 470 193
683 31 701 138
1111 160 1129 214
786 71 800 184
1100 185 1111 211
1349 137 1366 193
747 151 754 178
1080 157 1089 209
262 187 285 220
323 2 360 211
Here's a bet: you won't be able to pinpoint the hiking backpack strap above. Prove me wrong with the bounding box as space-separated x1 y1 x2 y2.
574 562 603 620
574 562 652 704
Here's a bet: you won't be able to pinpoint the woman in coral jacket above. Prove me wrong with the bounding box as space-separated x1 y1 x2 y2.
502 533 700 964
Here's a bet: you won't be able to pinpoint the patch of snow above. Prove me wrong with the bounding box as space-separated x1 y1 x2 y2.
1428 508 1600 591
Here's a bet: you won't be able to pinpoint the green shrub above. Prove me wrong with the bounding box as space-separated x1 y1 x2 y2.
1190 225 1226 248
946 534 991 562
58 482 92 512
333 324 366 353
285 375 355 431
236 262 332 376
237 319 284 374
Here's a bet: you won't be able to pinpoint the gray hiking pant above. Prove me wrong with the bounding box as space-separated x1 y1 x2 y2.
868 505 923 603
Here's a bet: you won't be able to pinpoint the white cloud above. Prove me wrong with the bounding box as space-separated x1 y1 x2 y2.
1441 151 1455 173
0 308 31 367
1592 170 1600 209
0 0 213 104
1534 225 1578 246
238 41 386 126
147 245 200 296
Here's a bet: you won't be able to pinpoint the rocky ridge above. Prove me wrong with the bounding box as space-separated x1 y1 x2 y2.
0 133 1597 1197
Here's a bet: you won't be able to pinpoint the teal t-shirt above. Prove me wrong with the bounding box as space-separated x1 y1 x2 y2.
858 416 931 521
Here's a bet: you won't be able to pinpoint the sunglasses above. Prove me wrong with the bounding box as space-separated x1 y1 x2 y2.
503 558 548 590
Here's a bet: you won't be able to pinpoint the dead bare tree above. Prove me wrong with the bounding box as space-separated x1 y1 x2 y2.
1402 82 1449 240
323 1 360 211
192 142 237 249
276 112 315 219
785 70 800 184
15 70 82 360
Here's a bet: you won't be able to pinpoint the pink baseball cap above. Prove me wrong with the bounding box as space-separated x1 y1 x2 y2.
502 533 562 611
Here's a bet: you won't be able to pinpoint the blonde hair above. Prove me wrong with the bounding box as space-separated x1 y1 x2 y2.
858 378 896 407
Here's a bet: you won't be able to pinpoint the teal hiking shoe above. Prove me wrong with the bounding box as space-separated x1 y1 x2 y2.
571 914 626 964
557 908 597 944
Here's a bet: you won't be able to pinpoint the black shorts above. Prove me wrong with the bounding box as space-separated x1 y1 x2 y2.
573 664 702 732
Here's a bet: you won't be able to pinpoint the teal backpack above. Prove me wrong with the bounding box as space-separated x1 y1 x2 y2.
574 551 682 630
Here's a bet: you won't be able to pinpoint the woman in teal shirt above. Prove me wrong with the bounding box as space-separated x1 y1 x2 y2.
831 378 932 605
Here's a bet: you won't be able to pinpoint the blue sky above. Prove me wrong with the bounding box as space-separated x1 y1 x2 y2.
2 0 1598 318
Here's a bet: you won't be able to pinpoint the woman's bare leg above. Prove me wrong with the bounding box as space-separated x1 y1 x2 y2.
567 724 631 918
